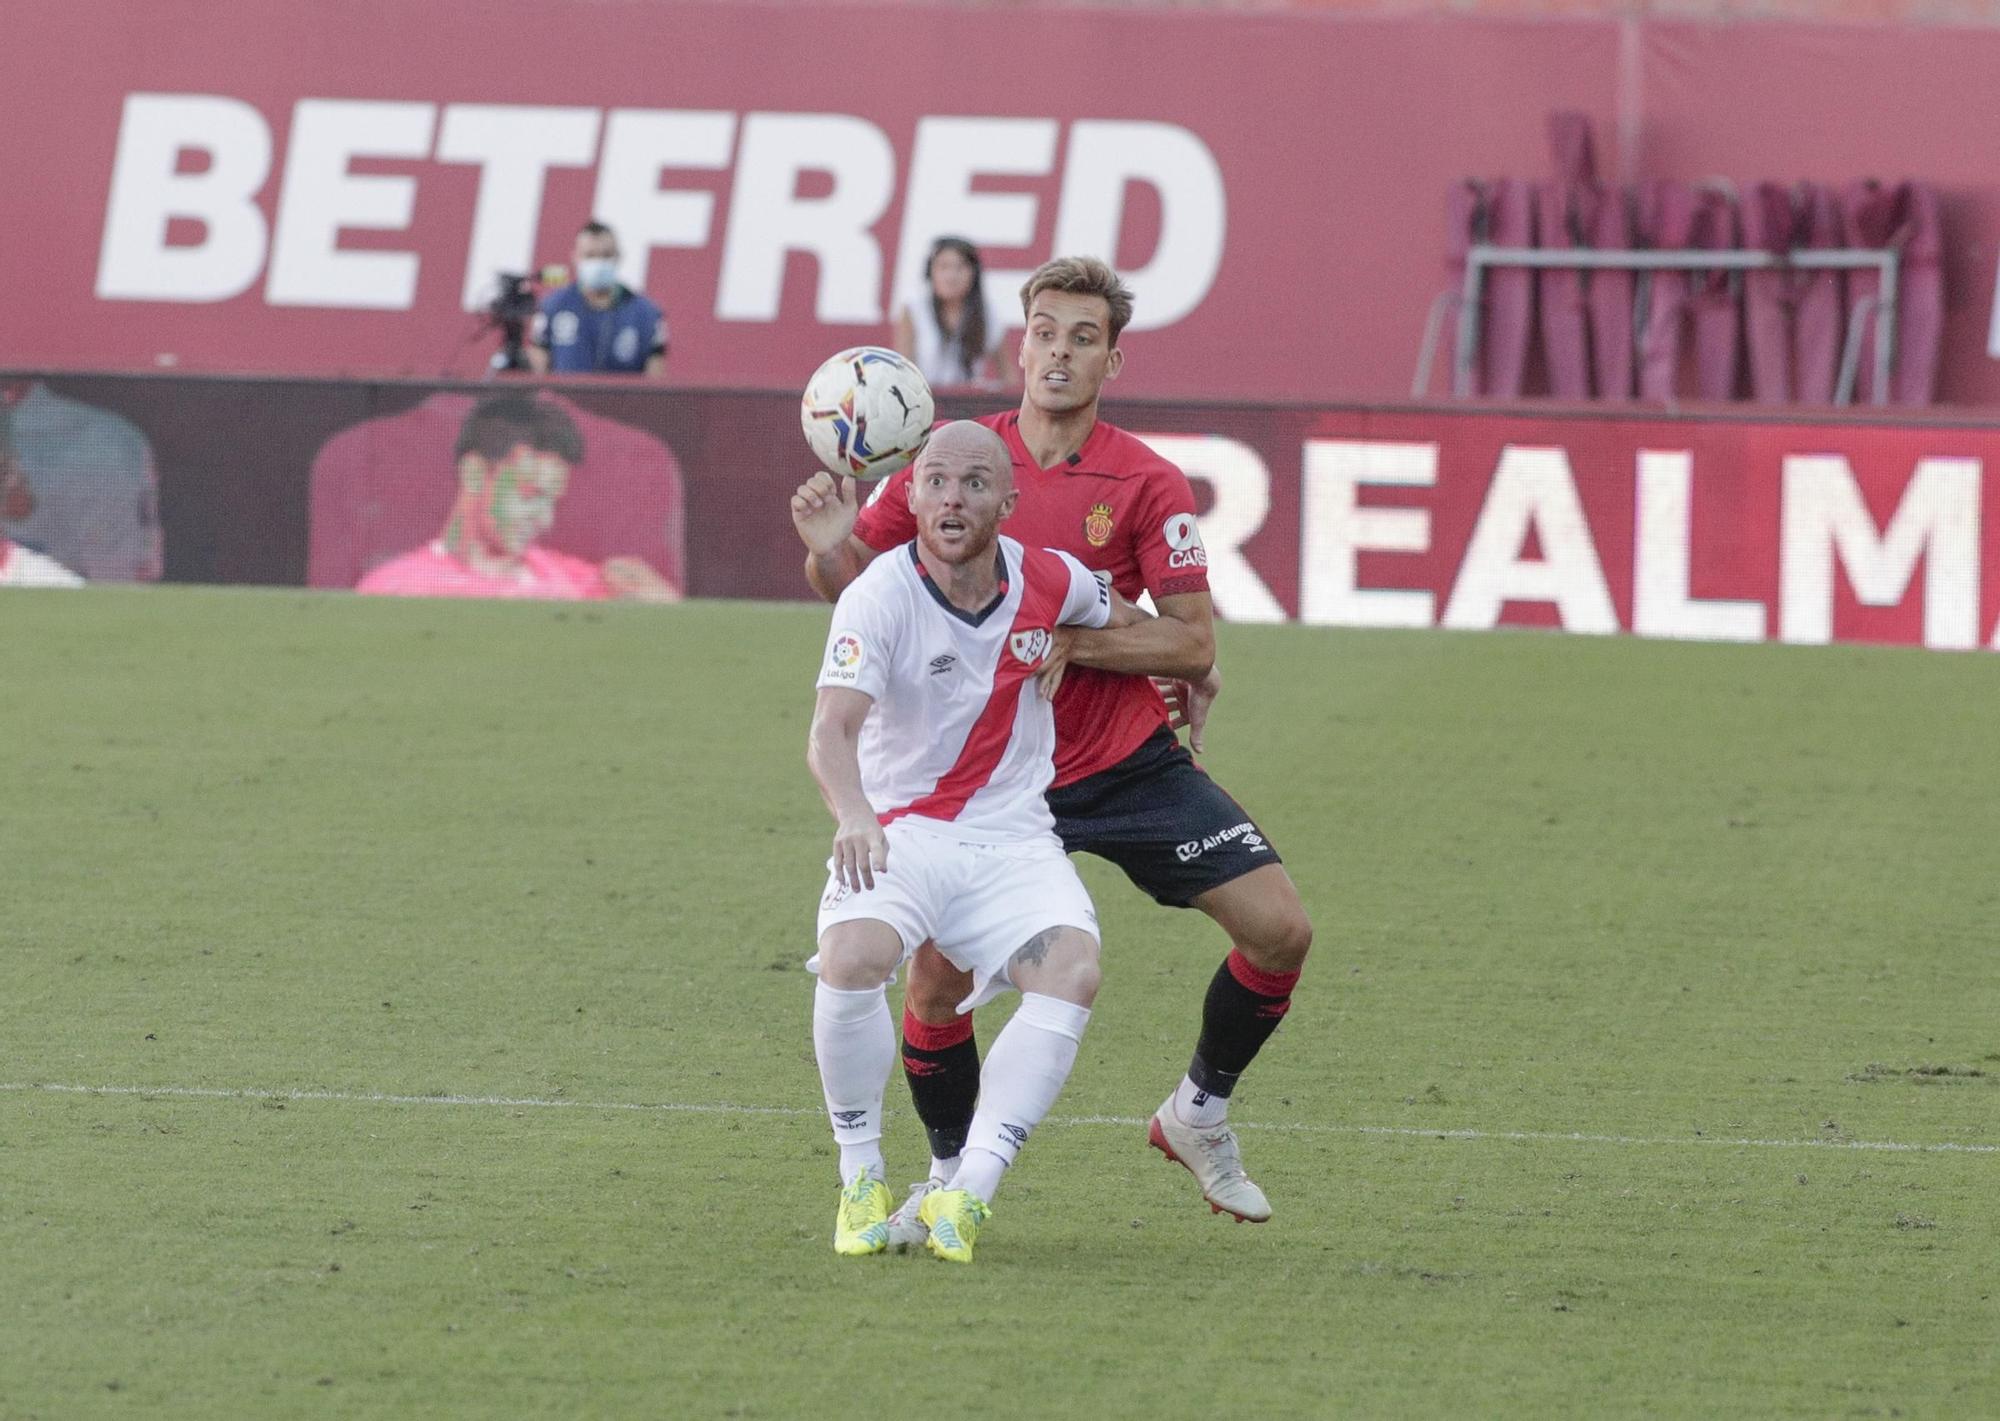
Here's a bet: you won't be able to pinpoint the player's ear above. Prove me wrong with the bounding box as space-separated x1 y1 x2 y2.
456 452 489 494
999 488 1019 520
1105 345 1124 382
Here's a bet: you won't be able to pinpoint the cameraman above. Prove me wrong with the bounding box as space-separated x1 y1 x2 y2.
527 220 668 377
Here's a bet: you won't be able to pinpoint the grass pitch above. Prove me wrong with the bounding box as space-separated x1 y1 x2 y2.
3 587 1996 1419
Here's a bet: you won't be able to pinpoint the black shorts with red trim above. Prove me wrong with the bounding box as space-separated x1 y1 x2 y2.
1046 727 1282 908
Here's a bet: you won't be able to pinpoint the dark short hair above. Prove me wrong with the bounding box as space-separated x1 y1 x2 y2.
454 395 584 465
1020 256 1136 345
578 220 617 244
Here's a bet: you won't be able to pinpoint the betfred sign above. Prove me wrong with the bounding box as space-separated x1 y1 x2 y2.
15 1 2000 401
97 96 1225 331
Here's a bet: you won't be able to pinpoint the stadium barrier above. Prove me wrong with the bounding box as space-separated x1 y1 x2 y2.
5 371 1998 651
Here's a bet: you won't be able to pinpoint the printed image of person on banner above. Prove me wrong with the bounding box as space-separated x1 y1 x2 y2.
1 379 164 583
353 394 680 602
310 390 684 599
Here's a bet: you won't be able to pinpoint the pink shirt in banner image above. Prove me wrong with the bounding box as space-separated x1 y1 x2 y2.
356 542 611 601
309 392 685 593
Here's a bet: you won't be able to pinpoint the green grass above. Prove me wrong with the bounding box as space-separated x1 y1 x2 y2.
3 586 1996 1419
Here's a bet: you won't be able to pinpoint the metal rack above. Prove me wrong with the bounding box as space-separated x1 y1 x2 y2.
1414 245 1901 407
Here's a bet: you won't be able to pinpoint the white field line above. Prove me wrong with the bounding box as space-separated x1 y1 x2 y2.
3 1080 1994 1156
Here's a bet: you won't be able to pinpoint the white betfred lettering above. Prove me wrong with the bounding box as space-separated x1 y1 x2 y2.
1779 455 1981 649
1052 121 1225 332
437 104 602 312
717 113 895 323
266 100 435 309
1132 436 1282 622
1442 446 1618 634
94 95 1230 334
1632 450 1765 642
894 117 1057 324
96 93 272 303
592 109 736 294
1298 440 1437 629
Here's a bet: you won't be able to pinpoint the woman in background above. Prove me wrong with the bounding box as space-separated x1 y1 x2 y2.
892 237 1013 390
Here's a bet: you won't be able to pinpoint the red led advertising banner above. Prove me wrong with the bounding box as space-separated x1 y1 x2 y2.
8 371 1998 653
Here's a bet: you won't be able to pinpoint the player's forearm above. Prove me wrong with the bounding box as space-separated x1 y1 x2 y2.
803 544 864 603
1066 615 1213 681
806 722 874 823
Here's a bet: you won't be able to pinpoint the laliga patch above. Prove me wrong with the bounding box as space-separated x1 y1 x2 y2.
824 632 865 682
1009 628 1053 665
1162 512 1208 570
1083 501 1116 548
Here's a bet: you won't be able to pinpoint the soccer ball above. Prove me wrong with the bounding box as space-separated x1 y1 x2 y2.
800 347 934 481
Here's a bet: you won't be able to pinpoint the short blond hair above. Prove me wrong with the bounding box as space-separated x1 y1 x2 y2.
1019 257 1135 345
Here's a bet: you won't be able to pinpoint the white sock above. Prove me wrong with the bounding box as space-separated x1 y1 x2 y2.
1172 1074 1230 1128
956 993 1092 1204
928 1155 961 1187
813 981 894 1183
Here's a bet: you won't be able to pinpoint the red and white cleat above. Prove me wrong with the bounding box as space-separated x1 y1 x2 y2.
1148 1098 1272 1223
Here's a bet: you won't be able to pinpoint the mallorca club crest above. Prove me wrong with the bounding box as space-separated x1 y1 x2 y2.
1009 628 1053 666
1083 501 1116 548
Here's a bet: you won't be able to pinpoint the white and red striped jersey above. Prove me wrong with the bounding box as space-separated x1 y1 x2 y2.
817 535 1112 842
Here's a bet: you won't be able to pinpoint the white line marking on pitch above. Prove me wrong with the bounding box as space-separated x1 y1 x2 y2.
3 1081 1993 1156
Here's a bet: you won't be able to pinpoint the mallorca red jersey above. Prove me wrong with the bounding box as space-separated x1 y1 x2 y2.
852 410 1210 787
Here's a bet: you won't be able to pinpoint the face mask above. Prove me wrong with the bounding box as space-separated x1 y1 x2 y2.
577 258 619 293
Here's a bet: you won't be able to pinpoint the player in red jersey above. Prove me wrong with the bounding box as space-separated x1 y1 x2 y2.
792 256 1312 1229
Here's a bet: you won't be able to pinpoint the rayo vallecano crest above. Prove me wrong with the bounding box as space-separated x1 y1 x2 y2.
1009 628 1052 665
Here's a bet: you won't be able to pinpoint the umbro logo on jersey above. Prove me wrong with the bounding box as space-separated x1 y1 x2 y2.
1009 628 1052 665
928 653 957 676
831 1110 867 1130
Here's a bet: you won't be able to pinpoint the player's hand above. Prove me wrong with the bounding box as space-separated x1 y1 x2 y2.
832 813 889 891
601 556 682 603
791 471 860 555
1153 664 1222 754
1036 628 1077 701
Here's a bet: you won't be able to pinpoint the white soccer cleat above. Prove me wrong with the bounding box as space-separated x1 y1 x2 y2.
1148 1097 1272 1223
884 1179 939 1252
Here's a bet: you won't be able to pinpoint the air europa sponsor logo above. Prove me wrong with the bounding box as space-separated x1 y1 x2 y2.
1175 821 1266 862
94 94 1228 328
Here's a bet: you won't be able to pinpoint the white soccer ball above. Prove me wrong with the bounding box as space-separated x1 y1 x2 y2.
800 347 935 481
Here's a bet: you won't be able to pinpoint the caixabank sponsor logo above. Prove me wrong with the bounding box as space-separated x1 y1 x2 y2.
1175 821 1268 863
1162 511 1208 570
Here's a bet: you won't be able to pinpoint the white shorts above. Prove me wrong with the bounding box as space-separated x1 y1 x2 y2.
810 820 1099 1012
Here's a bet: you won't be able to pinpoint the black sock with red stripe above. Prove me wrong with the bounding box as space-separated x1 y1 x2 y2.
1187 949 1301 1098
901 1009 980 1165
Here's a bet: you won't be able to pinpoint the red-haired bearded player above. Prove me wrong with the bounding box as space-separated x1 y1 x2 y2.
791 256 1313 1235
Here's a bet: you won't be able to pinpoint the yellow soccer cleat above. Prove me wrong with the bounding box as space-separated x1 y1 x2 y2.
917 1187 992 1264
833 1170 892 1256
